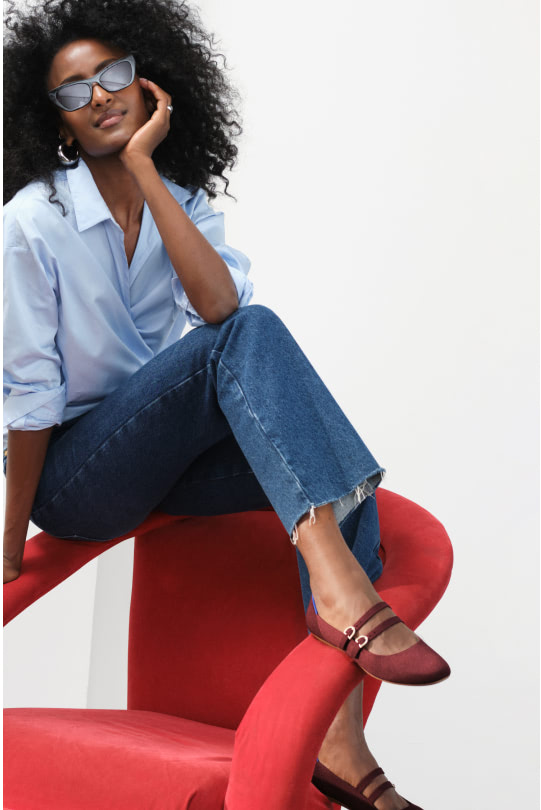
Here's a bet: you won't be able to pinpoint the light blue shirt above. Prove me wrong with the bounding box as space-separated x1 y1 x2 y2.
3 157 254 452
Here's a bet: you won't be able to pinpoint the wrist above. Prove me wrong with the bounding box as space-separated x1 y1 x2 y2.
120 153 156 181
4 547 24 568
4 554 22 583
4 526 27 561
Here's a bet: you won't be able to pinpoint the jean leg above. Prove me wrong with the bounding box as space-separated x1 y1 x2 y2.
155 433 273 516
295 494 384 612
204 305 387 542
29 304 386 595
156 432 383 614
29 326 238 539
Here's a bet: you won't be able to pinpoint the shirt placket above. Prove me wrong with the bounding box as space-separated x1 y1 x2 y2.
105 218 132 312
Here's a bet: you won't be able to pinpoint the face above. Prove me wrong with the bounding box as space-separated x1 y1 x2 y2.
47 38 153 159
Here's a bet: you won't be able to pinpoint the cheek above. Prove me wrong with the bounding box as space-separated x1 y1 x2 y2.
126 82 152 117
135 91 153 121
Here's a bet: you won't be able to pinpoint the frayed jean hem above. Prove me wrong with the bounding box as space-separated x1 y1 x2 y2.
289 467 386 545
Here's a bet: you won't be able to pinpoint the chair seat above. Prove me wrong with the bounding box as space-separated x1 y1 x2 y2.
4 706 336 810
4 708 234 810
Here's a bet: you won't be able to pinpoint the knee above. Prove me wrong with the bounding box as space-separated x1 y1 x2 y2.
225 303 286 331
214 304 295 357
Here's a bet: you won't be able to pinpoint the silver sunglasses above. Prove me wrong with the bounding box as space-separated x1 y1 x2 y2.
48 54 136 112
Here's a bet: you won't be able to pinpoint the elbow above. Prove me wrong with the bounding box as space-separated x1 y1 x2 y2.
205 286 240 324
205 300 239 324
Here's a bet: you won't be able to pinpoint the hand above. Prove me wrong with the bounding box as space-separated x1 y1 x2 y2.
119 78 173 168
4 553 21 584
4 527 26 584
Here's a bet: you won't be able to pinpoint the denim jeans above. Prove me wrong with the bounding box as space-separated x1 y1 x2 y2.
11 304 385 611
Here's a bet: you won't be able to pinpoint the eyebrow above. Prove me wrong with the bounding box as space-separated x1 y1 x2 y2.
58 57 121 87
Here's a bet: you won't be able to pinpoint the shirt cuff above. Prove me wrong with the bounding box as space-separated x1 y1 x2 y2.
3 386 66 430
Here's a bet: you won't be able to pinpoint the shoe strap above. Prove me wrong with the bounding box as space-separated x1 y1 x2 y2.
345 615 403 660
356 766 384 793
363 614 403 643
306 599 403 656
366 780 396 804
357 768 396 804
352 601 390 633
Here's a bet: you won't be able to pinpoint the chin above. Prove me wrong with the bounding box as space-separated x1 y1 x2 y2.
82 134 133 159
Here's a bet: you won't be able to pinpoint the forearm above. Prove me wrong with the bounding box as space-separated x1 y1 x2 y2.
4 426 54 567
127 157 238 323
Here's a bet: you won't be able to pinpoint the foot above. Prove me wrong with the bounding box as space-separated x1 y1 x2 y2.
318 748 410 810
311 570 421 660
318 714 411 810
295 502 420 659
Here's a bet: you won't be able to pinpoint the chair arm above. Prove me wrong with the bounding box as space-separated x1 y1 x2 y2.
3 511 189 626
226 491 454 810
3 532 124 626
225 635 362 810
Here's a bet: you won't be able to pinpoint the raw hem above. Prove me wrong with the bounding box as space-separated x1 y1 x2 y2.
289 468 386 544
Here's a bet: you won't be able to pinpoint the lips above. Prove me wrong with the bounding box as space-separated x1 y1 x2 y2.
95 109 126 128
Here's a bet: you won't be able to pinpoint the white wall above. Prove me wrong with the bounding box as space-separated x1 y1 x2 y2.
4 1 539 808
3 559 98 708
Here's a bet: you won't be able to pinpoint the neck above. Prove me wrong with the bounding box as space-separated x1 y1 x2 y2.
80 151 145 230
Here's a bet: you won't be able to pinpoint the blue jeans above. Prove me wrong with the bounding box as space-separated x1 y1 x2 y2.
15 305 385 611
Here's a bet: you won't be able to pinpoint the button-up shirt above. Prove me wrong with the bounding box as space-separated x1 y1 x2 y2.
3 157 254 452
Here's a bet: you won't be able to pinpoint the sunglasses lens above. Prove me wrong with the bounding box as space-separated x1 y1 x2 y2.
100 59 134 91
56 83 92 111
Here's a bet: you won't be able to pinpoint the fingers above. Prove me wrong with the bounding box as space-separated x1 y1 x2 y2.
139 77 172 114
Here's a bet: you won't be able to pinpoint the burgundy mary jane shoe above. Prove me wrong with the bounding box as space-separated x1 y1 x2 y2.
306 597 450 686
312 760 424 810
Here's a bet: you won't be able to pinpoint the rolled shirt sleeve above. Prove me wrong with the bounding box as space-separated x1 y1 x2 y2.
3 240 66 431
171 188 254 328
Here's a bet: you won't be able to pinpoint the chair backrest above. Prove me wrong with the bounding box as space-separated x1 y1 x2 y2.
127 507 309 729
126 489 453 731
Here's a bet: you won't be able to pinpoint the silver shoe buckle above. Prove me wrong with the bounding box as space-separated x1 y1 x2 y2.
344 626 356 640
355 633 369 649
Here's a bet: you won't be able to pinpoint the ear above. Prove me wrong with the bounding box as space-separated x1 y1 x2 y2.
60 133 76 147
58 122 75 147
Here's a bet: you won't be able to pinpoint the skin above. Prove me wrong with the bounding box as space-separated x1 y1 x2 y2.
4 38 424 810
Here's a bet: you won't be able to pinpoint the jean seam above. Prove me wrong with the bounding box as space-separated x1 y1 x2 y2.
32 363 211 517
216 356 312 507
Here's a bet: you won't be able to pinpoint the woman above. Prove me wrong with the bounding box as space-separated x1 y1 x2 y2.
3 1 450 808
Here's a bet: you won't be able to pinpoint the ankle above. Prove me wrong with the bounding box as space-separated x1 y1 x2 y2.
318 741 380 789
309 575 380 623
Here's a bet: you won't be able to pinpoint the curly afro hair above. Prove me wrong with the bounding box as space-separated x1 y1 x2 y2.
3 0 243 209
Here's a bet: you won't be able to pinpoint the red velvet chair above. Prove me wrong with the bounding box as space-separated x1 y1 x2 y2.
3 488 453 810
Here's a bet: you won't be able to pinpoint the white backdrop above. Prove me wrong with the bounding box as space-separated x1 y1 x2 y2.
3 1 539 808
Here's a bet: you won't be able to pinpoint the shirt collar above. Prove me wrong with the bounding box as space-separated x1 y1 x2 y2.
66 157 193 232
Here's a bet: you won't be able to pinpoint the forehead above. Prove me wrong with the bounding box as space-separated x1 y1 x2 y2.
48 39 126 87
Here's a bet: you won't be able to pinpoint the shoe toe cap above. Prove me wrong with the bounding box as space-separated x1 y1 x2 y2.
359 640 450 685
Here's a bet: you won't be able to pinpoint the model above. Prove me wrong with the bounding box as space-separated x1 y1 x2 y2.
3 2 450 808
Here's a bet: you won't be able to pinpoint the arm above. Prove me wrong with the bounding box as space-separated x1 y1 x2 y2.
3 230 66 584
4 427 54 583
120 78 239 324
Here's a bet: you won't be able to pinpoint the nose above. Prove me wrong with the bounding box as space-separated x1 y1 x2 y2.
90 82 114 107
